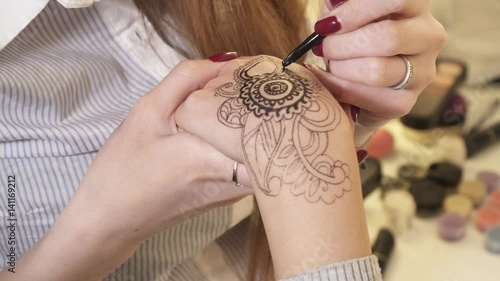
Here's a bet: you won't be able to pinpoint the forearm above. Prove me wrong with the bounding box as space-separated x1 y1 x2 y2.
173 55 374 278
0 191 140 281
254 123 371 279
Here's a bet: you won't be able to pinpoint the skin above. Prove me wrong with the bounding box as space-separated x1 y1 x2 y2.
313 0 447 146
0 60 254 281
0 56 371 281
0 0 445 278
175 56 371 279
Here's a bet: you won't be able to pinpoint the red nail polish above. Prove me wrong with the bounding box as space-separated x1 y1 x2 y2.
312 42 324 57
357 149 368 164
208 52 238 62
330 0 347 9
314 16 342 36
351 105 360 123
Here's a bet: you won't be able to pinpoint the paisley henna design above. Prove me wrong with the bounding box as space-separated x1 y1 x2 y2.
216 57 351 204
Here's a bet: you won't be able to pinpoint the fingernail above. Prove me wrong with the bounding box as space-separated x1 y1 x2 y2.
208 52 238 62
350 105 360 123
330 0 347 9
312 42 324 57
357 149 368 164
314 16 342 36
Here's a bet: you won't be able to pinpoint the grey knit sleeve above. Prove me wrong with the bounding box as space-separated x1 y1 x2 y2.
280 255 383 281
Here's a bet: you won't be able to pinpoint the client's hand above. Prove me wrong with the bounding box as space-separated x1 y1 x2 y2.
175 55 356 205
175 56 369 278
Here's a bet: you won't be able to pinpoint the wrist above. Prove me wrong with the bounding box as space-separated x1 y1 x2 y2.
251 133 371 279
27 189 141 280
256 181 371 278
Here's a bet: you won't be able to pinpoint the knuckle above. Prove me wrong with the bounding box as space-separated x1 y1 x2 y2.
380 22 401 55
422 64 437 86
336 38 357 59
366 58 389 86
172 60 201 78
425 16 448 51
434 22 448 50
385 0 405 13
218 57 249 74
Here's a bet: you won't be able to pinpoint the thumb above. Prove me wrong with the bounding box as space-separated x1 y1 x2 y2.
148 57 237 116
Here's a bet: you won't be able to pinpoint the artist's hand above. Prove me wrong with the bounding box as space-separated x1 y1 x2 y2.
307 0 447 145
175 56 371 279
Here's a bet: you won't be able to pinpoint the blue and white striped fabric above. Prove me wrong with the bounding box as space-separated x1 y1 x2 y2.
0 1 242 280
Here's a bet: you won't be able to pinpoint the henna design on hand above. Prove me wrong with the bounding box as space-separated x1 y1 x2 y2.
216 57 351 204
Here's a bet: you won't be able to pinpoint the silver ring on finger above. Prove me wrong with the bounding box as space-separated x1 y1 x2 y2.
232 162 242 187
390 55 414 90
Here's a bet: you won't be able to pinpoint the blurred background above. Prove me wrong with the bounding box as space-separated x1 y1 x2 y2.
310 1 500 280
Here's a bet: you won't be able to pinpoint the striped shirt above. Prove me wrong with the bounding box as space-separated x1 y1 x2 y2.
0 0 382 280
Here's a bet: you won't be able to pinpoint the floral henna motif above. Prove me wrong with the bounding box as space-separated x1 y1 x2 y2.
216 57 351 204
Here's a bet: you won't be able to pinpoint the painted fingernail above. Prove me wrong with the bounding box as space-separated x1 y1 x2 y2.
330 0 347 9
357 149 369 164
351 105 360 123
314 16 342 36
312 42 324 57
208 52 238 62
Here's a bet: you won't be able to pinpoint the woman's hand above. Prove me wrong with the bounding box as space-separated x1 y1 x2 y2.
307 0 447 144
0 58 253 281
175 56 356 201
175 56 371 279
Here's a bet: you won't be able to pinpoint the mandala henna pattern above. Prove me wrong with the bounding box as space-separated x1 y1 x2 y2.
216 57 351 204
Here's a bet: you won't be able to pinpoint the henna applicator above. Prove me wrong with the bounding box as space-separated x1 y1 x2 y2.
283 15 343 70
282 32 324 70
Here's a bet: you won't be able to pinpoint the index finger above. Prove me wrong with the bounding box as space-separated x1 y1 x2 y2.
318 0 427 35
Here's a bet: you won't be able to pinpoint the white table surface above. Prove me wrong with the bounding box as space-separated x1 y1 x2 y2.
364 85 500 281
